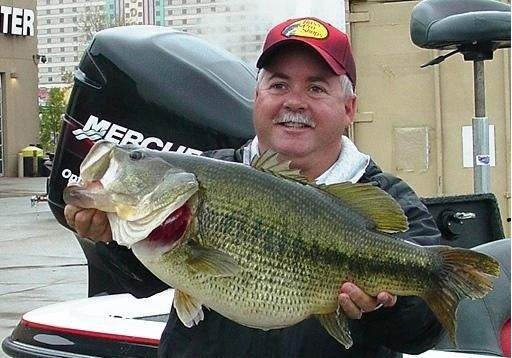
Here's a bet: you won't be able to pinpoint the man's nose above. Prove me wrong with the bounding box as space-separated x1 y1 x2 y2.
283 90 307 112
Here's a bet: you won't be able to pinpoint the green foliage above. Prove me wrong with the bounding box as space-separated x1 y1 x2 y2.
39 88 66 153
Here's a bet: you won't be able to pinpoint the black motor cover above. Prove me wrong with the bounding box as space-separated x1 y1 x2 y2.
48 26 256 228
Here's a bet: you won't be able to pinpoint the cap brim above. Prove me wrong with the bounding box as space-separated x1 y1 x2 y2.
256 39 346 76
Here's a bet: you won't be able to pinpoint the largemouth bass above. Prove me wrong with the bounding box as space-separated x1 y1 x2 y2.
64 140 500 348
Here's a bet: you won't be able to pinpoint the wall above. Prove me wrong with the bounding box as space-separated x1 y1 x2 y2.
0 0 39 176
348 0 510 235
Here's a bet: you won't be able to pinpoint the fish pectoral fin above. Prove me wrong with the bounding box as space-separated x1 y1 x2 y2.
316 309 353 349
186 242 240 277
173 290 204 328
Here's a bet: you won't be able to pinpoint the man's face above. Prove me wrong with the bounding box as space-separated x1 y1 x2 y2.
253 44 356 164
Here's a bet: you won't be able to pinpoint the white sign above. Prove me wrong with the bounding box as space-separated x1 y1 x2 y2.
462 125 496 167
0 6 34 36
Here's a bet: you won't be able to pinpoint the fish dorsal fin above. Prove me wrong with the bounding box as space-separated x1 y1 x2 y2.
173 289 204 328
320 182 408 233
251 150 311 183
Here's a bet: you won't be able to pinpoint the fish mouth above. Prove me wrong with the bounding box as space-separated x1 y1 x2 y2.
273 112 316 129
144 199 193 252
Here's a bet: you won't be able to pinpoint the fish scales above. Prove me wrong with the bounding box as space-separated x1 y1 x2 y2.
141 156 440 327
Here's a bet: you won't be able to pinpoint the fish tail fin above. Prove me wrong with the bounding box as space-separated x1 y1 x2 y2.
423 246 500 347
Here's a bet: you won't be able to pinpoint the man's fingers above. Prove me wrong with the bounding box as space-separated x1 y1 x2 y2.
85 210 109 240
377 292 397 308
73 209 97 237
338 284 398 319
338 292 363 319
340 283 377 314
64 204 82 227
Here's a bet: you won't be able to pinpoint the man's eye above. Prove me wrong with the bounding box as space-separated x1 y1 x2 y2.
309 85 327 93
269 82 286 90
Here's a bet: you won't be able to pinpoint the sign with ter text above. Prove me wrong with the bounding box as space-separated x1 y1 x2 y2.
0 6 34 36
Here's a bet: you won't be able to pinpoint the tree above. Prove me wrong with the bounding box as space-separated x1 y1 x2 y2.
39 88 66 153
78 5 130 47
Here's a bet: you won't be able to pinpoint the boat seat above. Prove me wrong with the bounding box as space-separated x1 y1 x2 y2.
410 0 510 59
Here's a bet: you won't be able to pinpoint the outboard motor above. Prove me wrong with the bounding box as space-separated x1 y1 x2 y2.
48 26 255 228
48 26 256 295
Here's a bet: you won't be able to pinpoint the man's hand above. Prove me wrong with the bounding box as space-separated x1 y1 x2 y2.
338 282 397 319
64 204 112 243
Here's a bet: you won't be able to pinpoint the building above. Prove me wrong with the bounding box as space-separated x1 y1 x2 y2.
0 2 39 177
36 0 107 87
109 0 160 25
162 0 268 65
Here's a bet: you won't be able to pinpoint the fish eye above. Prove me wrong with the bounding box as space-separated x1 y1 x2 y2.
129 150 144 160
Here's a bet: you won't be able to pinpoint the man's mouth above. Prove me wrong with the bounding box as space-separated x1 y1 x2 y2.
273 112 316 129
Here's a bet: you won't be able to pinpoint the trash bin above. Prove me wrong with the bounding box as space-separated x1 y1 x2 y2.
20 145 44 177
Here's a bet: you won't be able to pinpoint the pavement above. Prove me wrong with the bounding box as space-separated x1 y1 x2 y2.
0 177 88 358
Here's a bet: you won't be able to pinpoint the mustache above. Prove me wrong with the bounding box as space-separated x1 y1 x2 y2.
272 112 316 128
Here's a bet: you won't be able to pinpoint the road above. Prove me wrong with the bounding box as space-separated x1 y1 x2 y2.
0 177 88 358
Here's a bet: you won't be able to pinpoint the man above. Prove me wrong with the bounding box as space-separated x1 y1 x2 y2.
65 17 443 357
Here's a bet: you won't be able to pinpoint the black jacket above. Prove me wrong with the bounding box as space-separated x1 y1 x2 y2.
97 145 444 358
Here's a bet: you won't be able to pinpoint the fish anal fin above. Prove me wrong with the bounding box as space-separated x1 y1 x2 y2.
321 182 408 233
173 289 204 328
316 309 353 349
186 242 240 277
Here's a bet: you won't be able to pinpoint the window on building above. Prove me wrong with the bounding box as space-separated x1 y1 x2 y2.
182 8 186 14
60 28 64 33
61 57 65 61
60 47 64 51
46 19 50 24
60 37 64 42
48 77 53 82
48 67 52 72
46 38 51 43
48 48 52 53
197 8 201 13
59 8 63 13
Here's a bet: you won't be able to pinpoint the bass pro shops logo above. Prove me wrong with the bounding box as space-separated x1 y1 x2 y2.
72 115 202 155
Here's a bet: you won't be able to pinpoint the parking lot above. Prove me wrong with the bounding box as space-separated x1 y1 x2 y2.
0 177 88 358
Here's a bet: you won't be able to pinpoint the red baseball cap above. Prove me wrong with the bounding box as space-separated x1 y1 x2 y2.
256 17 356 87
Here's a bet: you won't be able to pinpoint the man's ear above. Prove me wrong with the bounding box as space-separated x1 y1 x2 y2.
345 96 357 124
